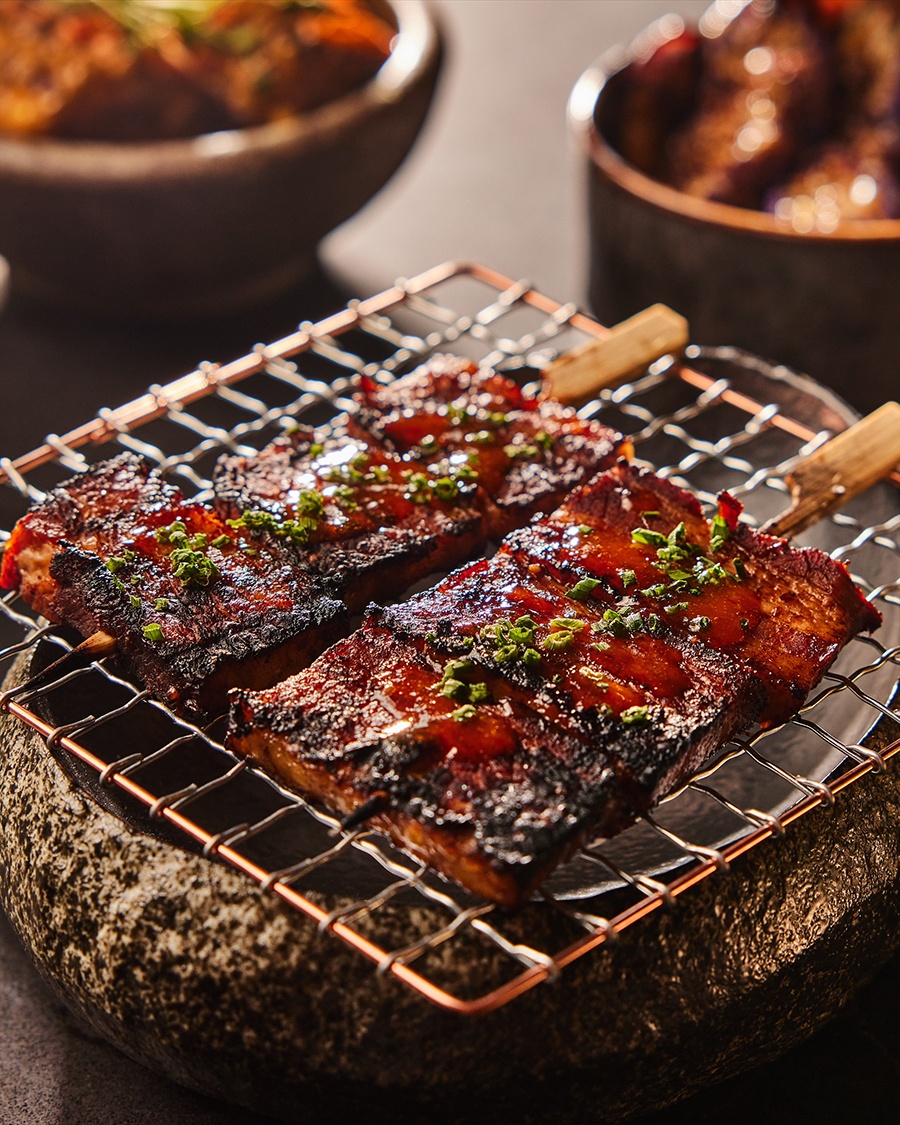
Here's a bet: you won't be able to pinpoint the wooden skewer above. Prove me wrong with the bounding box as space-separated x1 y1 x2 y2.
764 401 900 540
16 630 116 695
544 304 689 404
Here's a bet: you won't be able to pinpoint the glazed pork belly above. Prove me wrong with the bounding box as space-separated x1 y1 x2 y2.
0 453 347 718
214 355 628 608
228 462 881 907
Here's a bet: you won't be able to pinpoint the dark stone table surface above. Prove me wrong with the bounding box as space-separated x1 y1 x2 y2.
1 2 898 1122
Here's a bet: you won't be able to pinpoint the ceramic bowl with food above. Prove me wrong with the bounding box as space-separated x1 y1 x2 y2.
0 0 442 318
569 0 900 412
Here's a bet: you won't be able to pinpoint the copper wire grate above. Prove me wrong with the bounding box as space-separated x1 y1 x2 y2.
0 261 898 1014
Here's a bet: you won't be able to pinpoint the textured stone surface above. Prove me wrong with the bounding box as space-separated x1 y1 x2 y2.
2 646 900 1123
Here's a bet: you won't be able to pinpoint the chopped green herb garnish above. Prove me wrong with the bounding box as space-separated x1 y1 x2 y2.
451 704 478 723
129 595 140 607
621 705 650 725
440 678 468 701
565 577 601 602
709 514 731 553
488 411 508 427
549 617 587 632
170 546 219 587
733 556 747 579
142 623 164 643
106 556 128 573
591 641 611 653
295 490 325 519
155 520 188 545
211 534 231 549
578 525 593 536
620 569 636 589
631 528 668 548
155 598 169 611
534 430 553 451
468 682 489 704
308 442 324 459
541 631 574 652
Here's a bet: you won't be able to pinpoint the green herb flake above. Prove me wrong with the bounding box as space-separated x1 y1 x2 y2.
451 704 478 723
106 556 128 574
621 705 650 726
578 525 593 536
565 577 601 602
129 595 140 607
541 631 574 652
488 412 508 427
308 442 324 459
440 678 469 701
522 647 542 667
632 527 669 548
170 547 219 588
534 430 553 451
733 556 747 580
620 569 636 589
468 682 489 705
211 534 231 549
142 623 164 644
295 490 325 519
155 520 188 544
550 617 587 632
154 597 169 611
709 514 731 553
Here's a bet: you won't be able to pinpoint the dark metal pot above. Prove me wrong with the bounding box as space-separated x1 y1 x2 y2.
569 17 900 415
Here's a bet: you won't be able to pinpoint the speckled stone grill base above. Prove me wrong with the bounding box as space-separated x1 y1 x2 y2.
2 651 900 1123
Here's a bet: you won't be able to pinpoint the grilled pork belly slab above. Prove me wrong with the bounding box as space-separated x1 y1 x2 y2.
0 454 347 717
213 431 485 614
227 462 881 907
215 356 629 585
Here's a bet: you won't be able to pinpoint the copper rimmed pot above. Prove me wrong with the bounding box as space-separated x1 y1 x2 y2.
568 18 900 415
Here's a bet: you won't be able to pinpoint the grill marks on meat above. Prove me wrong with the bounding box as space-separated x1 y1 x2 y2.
227 462 881 907
0 454 347 717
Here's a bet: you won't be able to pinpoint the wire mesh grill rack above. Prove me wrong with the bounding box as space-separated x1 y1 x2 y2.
1 260 898 1015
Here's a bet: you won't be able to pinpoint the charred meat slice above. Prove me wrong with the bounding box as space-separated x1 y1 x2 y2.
0 453 346 717
227 463 879 906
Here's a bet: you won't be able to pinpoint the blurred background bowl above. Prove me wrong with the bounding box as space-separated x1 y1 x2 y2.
0 0 441 321
569 12 900 414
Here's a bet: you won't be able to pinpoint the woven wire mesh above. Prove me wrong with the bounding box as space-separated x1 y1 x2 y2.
0 262 898 1013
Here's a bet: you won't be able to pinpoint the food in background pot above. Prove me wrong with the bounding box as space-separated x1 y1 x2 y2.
0 0 395 142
